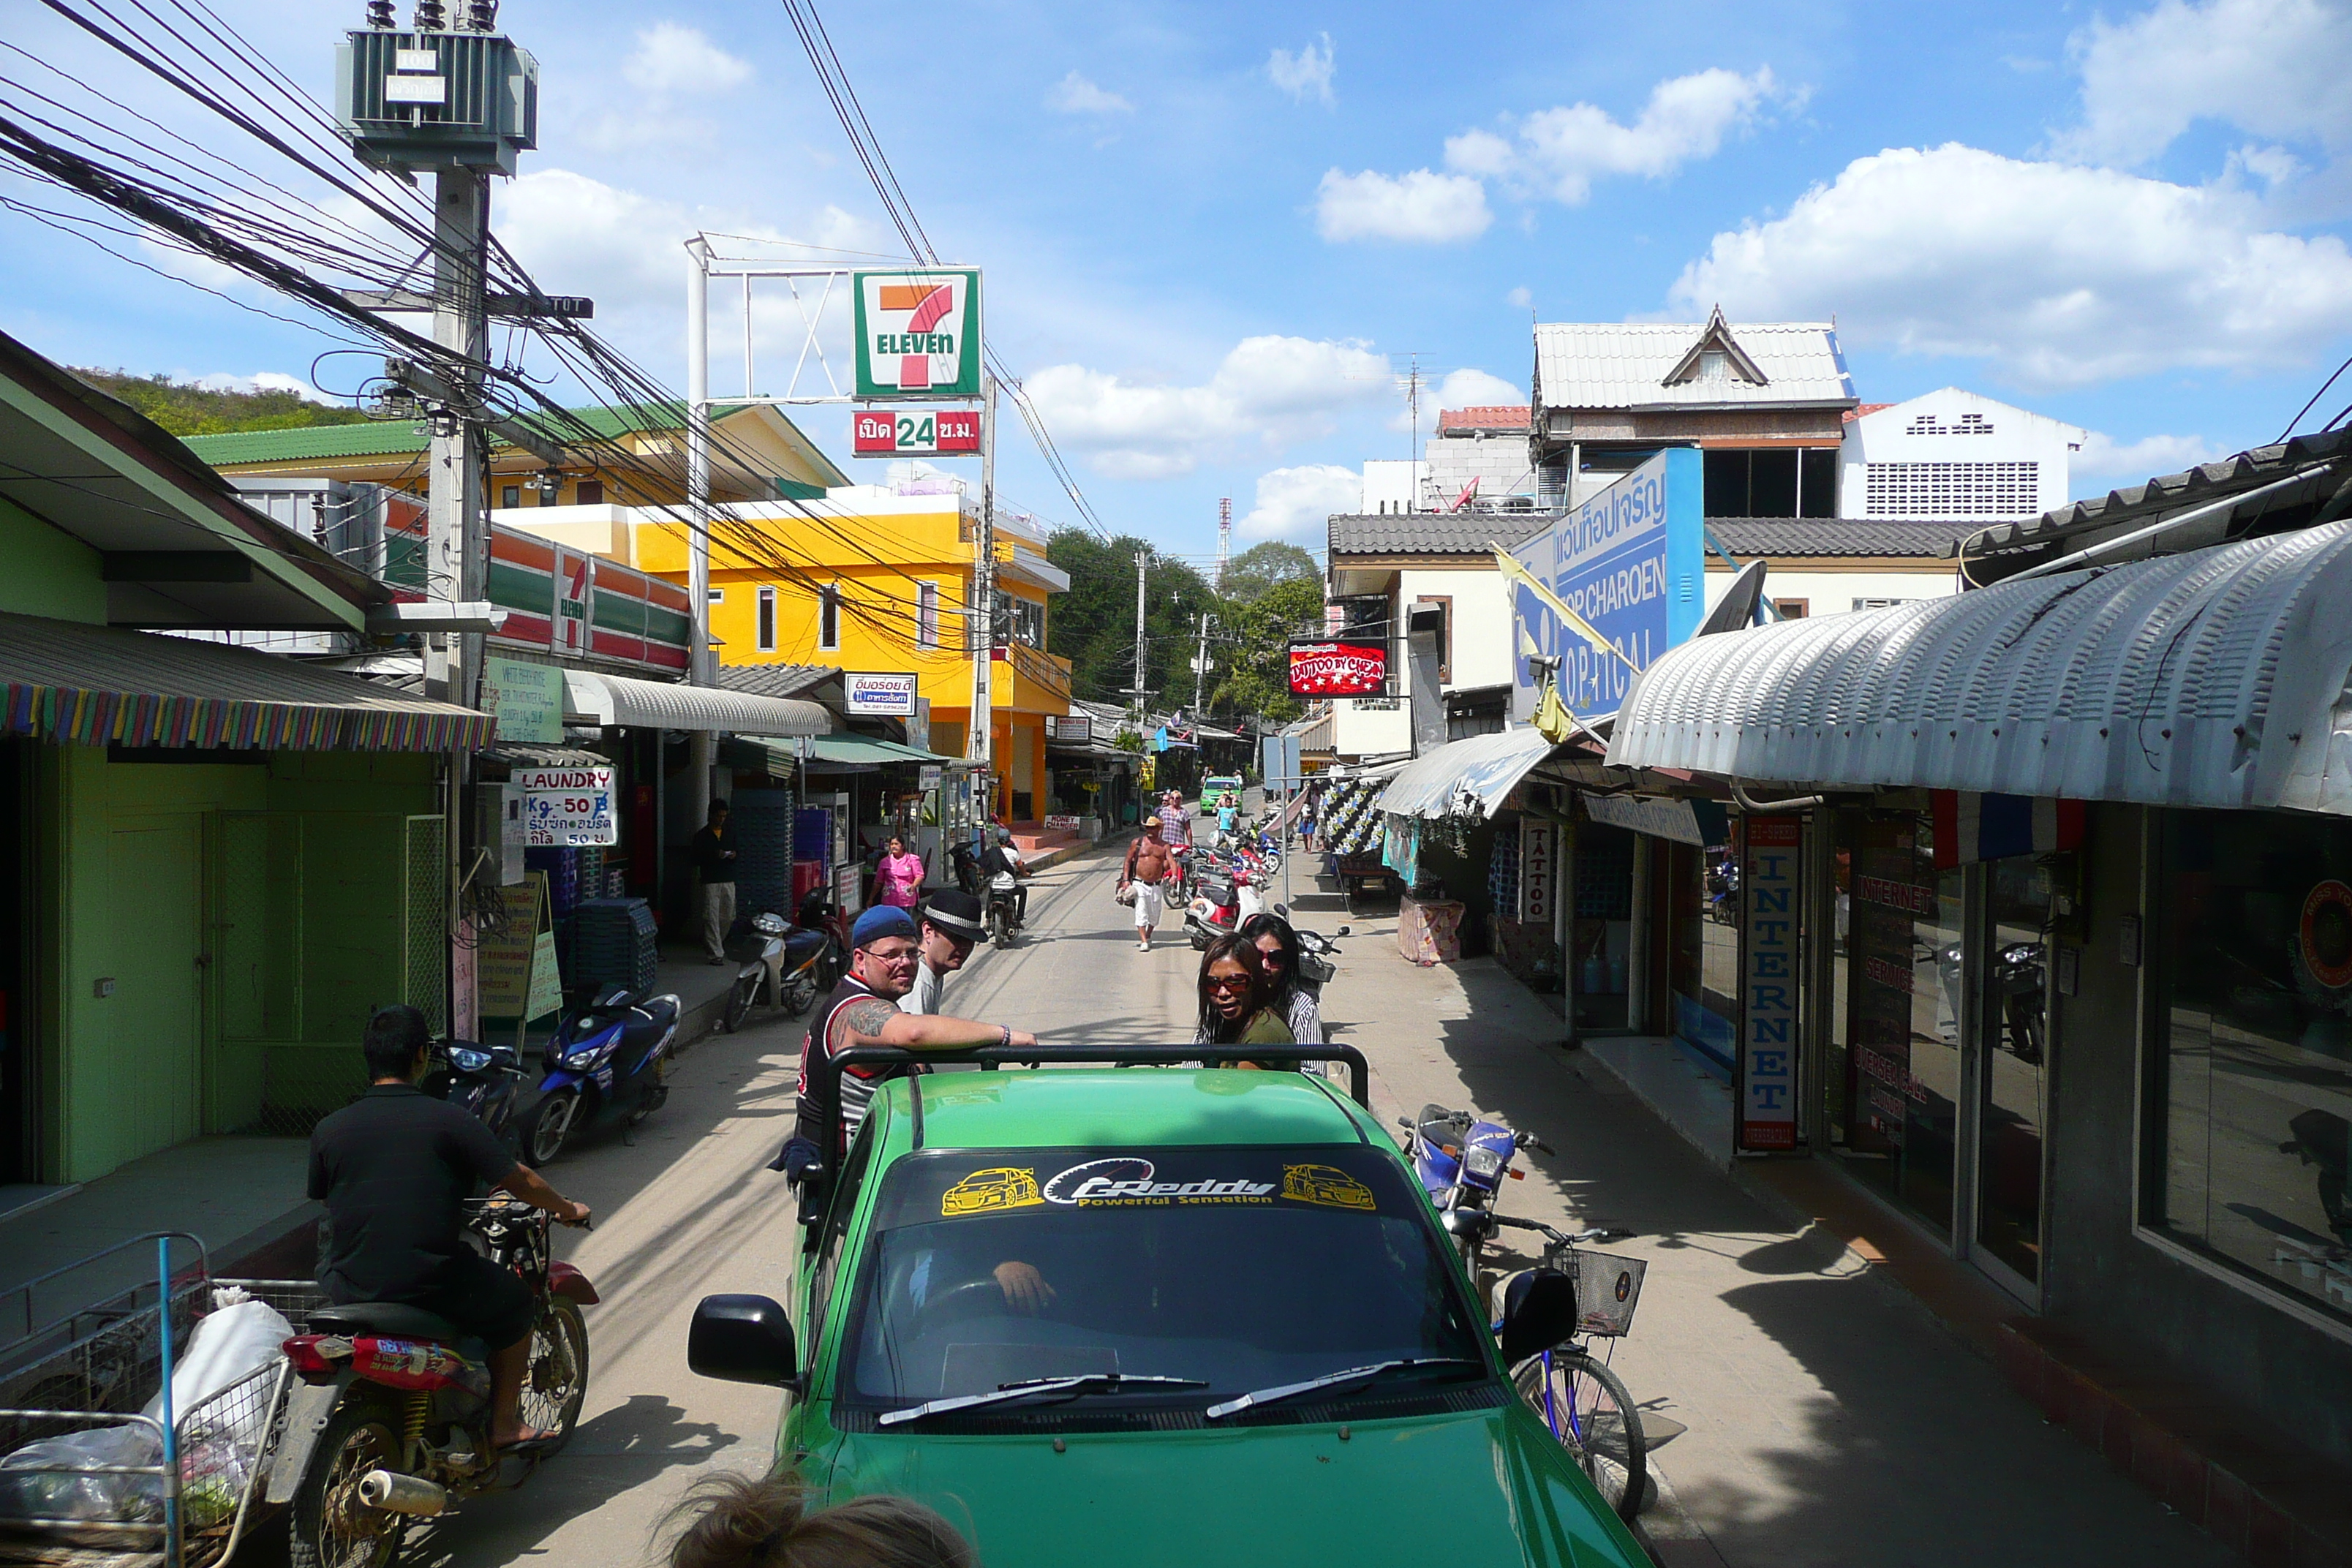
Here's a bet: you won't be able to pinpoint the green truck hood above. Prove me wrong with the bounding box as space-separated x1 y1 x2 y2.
817 1403 1646 1568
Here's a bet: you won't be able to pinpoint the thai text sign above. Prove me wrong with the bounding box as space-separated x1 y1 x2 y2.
844 671 919 716
513 764 617 846
1509 448 1703 720
483 655 561 744
853 407 982 457
853 269 982 398
1045 713 1093 744
1740 817 1803 1151
1288 638 1388 696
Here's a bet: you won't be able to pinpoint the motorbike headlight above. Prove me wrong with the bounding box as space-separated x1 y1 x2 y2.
449 1047 491 1074
1463 1145 1504 1180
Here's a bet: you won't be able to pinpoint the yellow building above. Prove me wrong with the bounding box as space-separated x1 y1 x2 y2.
183 403 844 508
503 484 1074 822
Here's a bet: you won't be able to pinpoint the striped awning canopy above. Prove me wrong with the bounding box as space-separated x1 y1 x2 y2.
3 609 492 752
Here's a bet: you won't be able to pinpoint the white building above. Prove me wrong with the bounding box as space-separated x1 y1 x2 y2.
1840 388 2084 520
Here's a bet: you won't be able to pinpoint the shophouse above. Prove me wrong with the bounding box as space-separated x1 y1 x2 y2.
502 480 1071 829
186 400 845 510
1591 425 2352 1550
0 331 493 1189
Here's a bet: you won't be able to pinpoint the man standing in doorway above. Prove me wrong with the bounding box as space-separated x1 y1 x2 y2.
900 889 984 1016
1121 815 1178 952
692 799 736 965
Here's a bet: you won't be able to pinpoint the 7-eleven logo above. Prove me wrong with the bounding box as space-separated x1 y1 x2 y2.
856 269 979 397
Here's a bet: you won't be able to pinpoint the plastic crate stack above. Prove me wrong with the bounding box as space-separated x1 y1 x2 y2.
525 845 580 919
730 788 799 920
570 897 657 994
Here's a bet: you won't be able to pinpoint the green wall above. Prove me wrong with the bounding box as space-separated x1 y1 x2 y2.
43 745 440 1183
0 497 106 625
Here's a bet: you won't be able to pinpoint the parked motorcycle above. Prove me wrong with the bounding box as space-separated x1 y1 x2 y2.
1272 902 1348 997
720 913 790 1033
518 986 681 1166
1401 1104 1554 1273
279 1196 596 1568
1186 866 1243 949
779 892 845 1015
949 837 984 897
422 1038 527 1150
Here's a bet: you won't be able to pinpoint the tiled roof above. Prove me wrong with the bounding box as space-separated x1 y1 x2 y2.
720 663 840 699
1534 321 1855 412
1842 402 1895 423
184 402 766 467
1328 510 1551 557
1438 405 1529 432
1705 519 1968 559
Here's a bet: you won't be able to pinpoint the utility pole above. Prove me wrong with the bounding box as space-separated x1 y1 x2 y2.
1215 497 1231 588
422 173 489 706
1191 611 1210 713
970 372 999 810
1127 549 1150 731
685 233 714 816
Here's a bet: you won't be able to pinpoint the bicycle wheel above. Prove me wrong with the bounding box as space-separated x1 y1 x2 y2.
1514 1345 1646 1522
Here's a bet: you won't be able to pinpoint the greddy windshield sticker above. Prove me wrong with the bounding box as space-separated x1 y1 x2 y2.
941 1168 1043 1216
1043 1157 1277 1207
1282 1164 1377 1210
914 1150 1398 1221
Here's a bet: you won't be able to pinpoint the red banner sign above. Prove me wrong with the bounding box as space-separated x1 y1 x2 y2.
1287 638 1387 696
853 407 982 457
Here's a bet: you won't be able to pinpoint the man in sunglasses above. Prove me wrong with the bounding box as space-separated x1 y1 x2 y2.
773 905 1037 1195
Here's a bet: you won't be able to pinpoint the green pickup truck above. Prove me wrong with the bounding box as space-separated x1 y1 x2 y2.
689 1047 1651 1567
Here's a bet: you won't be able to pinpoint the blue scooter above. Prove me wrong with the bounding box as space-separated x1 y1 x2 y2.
1400 1104 1553 1273
424 1037 529 1152
519 985 682 1166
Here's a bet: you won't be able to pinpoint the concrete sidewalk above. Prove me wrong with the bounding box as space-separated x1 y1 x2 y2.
1313 889 2234 1568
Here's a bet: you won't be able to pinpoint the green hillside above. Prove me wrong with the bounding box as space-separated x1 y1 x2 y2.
71 367 371 437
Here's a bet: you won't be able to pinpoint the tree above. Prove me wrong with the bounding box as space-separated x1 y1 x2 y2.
1218 540 1319 605
72 368 371 437
1044 529 1218 711
1207 575 1323 727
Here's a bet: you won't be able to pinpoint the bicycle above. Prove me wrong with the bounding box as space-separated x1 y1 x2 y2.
1490 1213 1648 1523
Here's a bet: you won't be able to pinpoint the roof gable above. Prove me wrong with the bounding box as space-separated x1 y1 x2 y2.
1534 318 1855 412
1660 305 1770 389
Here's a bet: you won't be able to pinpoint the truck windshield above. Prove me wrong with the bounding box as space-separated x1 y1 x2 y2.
834 1145 1487 1415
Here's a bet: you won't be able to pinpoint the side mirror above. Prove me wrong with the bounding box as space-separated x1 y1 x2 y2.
1274 902 1291 919
1496 1269 1580 1368
487 1044 522 1072
1338 926 1352 938
688 1294 802 1390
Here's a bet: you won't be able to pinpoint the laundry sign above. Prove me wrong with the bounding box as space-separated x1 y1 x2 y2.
513 764 617 846
853 268 983 398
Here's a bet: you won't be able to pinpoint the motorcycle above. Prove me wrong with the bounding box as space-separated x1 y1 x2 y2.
422 1038 528 1150
279 1196 597 1568
1186 865 1243 949
518 985 681 1166
1272 902 1349 998
985 867 1023 949
720 912 790 1033
949 837 984 896
1401 1104 1554 1273
778 892 845 1015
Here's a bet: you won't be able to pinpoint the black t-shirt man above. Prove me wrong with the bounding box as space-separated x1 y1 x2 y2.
308 1082 538 1347
691 818 736 883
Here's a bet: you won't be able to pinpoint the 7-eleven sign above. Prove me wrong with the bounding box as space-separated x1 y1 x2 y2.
853 268 982 399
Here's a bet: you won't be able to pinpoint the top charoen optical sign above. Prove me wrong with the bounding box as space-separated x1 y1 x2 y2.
853 268 982 399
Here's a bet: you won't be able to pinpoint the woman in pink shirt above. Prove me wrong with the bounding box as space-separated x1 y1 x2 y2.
873 833 926 909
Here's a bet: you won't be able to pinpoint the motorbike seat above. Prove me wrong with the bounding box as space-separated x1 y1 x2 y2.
783 929 829 962
306 1301 467 1341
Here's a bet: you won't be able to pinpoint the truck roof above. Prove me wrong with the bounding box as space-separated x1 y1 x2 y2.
873 1068 1373 1153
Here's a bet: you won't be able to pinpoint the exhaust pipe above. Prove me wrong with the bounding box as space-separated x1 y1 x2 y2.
358 1470 448 1516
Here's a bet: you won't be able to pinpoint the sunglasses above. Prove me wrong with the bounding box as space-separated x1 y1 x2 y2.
1206 974 1251 993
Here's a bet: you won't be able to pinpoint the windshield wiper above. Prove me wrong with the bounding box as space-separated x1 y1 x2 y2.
878 1373 1209 1427
1204 1358 1483 1420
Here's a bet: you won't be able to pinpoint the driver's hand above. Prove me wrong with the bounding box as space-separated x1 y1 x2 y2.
993 1261 1056 1314
561 1200 592 1228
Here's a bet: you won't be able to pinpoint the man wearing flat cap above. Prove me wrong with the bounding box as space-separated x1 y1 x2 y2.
900 889 984 1017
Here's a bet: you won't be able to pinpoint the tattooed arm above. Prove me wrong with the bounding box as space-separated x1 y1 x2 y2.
837 995 1038 1050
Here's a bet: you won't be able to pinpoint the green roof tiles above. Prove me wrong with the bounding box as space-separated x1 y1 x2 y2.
184 402 764 467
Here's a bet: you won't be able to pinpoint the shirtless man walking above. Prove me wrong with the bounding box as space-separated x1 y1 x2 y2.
1120 815 1180 953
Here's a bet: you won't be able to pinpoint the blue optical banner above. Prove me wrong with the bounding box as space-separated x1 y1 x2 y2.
1509 447 1705 720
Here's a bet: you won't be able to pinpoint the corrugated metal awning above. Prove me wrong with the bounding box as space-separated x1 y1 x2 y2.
1 609 489 751
563 670 832 736
1376 726 1562 820
1605 521 2352 815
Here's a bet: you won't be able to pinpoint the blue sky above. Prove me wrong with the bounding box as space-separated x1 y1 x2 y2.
7 0 2352 560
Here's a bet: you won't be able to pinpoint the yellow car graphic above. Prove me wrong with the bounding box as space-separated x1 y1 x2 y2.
1282 1164 1376 1211
941 1167 1043 1216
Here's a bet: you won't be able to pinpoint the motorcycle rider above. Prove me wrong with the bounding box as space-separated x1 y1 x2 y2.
773 906 1038 1191
900 889 984 1016
308 1004 590 1449
981 826 1032 930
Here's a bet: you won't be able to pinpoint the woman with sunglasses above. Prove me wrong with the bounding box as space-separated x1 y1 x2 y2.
1237 912 1323 1046
1193 933 1296 1059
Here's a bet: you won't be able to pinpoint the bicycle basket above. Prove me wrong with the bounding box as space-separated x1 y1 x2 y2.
1561 1248 1646 1338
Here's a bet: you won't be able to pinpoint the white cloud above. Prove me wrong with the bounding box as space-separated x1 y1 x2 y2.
1436 367 1523 407
2073 430 2227 493
1024 336 1392 480
1046 72 1134 116
1669 143 2352 387
1506 286 1533 309
1267 34 1336 107
2059 0 2352 167
1454 67 1795 204
1315 168 1491 244
1239 464 1362 540
622 23 750 97
191 372 331 404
